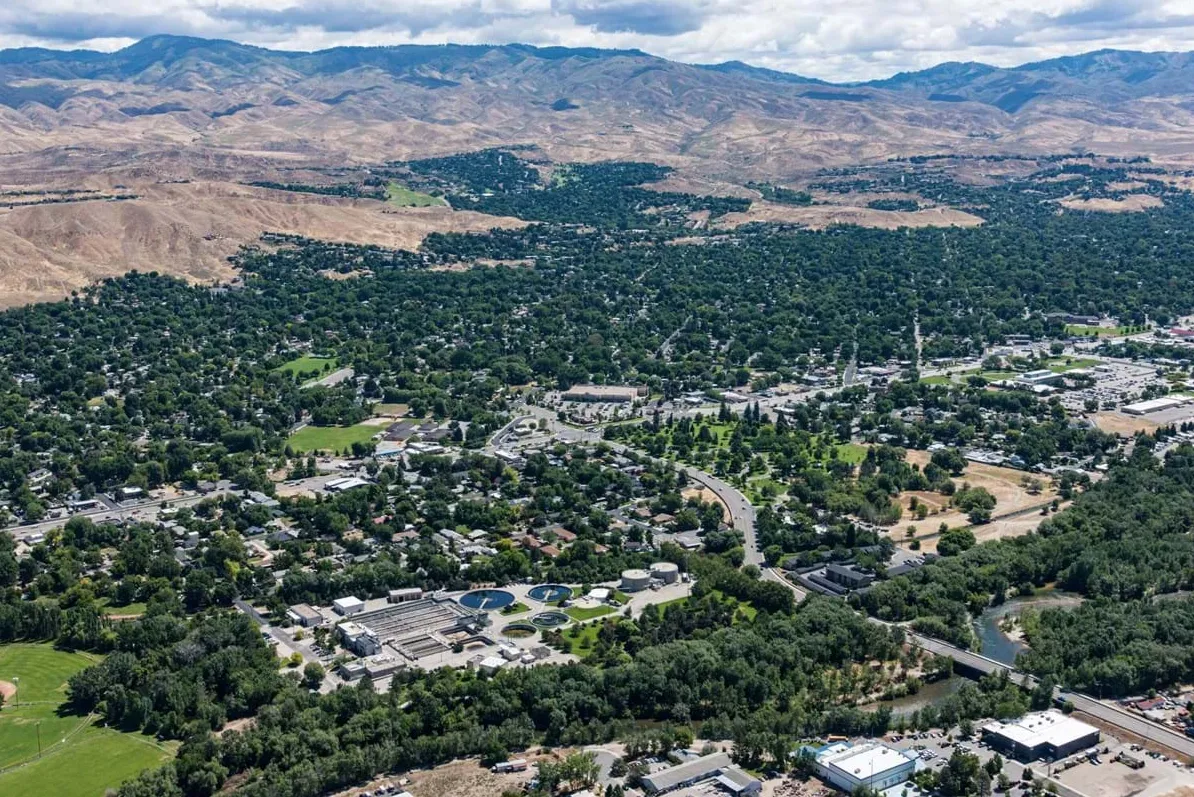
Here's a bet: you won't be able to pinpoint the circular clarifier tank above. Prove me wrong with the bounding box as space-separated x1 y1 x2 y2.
459 589 516 611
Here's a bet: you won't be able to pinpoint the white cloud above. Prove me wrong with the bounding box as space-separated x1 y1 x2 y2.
0 0 1193 81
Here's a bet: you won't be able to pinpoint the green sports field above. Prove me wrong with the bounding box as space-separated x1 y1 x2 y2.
286 422 378 453
0 644 175 796
386 182 445 207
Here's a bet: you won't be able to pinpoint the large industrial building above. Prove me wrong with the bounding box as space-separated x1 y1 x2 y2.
981 712 1100 762
561 384 646 403
336 597 488 661
640 752 761 795
813 742 917 794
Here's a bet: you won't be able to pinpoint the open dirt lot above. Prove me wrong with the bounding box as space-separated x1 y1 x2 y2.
713 200 984 230
1059 194 1165 212
683 485 731 522
899 451 1057 551
1094 411 1161 436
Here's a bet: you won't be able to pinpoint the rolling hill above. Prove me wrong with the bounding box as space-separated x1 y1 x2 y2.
0 36 1193 305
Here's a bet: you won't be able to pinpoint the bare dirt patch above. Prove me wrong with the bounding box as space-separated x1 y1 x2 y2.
683 486 730 522
898 451 1056 551
1059 194 1164 212
713 200 983 230
1093 411 1160 436
0 180 526 307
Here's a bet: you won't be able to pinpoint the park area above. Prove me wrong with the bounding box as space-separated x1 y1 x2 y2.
273 354 338 381
0 644 176 796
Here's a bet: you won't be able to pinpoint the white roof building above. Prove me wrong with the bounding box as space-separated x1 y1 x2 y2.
814 742 916 794
981 711 1100 761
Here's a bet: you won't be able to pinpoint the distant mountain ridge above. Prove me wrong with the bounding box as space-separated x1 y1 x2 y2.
3 35 1194 181
3 36 1194 108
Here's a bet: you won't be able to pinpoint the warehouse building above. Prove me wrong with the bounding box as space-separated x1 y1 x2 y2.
813 742 916 794
640 752 761 795
981 712 1100 762
1123 396 1189 415
561 385 646 403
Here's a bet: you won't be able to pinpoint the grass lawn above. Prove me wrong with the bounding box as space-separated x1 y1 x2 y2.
274 355 337 378
0 644 99 705
96 599 148 618
920 375 953 386
565 605 616 622
373 403 409 417
500 602 529 616
0 724 177 797
557 621 603 655
834 443 869 465
978 371 1020 381
386 182 445 207
0 643 174 796
1065 324 1137 338
287 423 377 454
1045 357 1100 373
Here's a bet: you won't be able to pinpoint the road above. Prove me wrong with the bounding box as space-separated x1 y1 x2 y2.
489 401 1194 758
902 629 1194 759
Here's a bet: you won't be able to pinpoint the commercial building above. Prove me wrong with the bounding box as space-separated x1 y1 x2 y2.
640 752 761 795
813 742 917 794
561 384 646 403
981 711 1100 762
286 603 324 627
325 476 371 493
1123 396 1189 415
1015 370 1064 387
824 564 874 590
337 621 382 656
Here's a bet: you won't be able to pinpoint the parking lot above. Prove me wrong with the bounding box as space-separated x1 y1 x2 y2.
886 724 1194 797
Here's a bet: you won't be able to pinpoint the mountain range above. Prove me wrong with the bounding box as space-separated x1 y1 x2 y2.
3 35 1194 181
0 35 1193 307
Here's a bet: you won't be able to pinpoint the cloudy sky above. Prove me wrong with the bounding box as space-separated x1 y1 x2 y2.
1 0 1193 81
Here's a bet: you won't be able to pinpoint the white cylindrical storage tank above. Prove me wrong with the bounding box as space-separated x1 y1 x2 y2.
621 568 652 592
650 561 680 584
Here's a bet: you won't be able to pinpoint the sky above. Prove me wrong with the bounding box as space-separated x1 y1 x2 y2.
1 0 1194 82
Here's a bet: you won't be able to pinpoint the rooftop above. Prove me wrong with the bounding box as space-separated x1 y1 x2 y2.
642 752 732 791
816 742 915 779
983 711 1098 749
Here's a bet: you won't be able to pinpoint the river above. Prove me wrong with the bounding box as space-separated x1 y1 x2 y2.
861 676 964 717
974 591 1084 666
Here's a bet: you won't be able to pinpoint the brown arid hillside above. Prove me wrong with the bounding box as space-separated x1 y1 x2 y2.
2 36 1194 304
0 181 525 306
